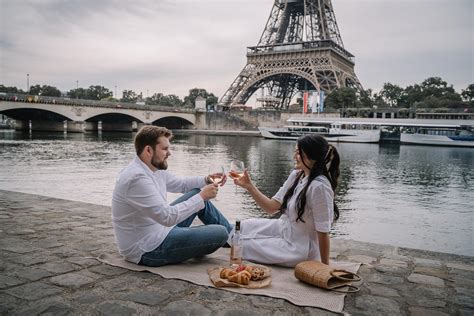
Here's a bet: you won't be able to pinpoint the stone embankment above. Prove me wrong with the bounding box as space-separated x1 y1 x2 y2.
0 190 472 315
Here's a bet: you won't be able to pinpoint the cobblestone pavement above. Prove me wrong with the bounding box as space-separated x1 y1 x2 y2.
0 190 472 315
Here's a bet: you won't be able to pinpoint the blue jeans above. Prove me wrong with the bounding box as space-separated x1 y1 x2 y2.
139 189 232 267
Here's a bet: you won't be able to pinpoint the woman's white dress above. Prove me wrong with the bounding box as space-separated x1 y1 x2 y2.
240 170 334 267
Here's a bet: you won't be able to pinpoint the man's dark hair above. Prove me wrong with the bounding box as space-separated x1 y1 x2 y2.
134 126 172 155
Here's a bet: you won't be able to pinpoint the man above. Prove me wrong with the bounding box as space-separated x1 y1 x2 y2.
112 125 232 266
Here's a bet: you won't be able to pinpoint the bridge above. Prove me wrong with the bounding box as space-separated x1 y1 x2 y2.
0 94 206 132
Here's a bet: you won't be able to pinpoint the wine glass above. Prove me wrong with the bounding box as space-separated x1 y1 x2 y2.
229 160 245 179
229 160 245 193
208 165 225 200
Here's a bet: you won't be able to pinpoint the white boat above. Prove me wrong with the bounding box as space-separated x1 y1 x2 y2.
258 125 329 140
326 122 381 143
259 122 380 143
400 126 474 147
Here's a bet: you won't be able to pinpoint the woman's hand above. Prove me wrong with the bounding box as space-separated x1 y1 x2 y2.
232 169 252 190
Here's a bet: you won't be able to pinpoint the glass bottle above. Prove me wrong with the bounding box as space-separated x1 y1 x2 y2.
230 220 242 267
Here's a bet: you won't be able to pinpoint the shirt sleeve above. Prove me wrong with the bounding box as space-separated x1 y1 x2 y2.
307 180 334 233
163 171 207 193
272 169 299 203
126 174 205 227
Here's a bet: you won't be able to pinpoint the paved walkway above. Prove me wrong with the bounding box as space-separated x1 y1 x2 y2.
0 190 472 315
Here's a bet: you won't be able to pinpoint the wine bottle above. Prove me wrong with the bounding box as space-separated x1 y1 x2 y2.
230 220 242 267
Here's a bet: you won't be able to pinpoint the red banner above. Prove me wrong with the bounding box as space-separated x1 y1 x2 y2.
303 92 308 113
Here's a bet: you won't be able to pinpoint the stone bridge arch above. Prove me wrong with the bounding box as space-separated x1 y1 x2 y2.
0 102 76 121
81 109 144 123
152 116 195 129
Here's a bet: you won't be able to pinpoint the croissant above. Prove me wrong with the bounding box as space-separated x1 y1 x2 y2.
220 268 237 279
228 270 251 285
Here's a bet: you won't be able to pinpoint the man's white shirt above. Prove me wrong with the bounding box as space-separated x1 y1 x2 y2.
112 157 207 263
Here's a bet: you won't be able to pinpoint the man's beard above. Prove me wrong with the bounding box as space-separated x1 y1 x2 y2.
151 158 167 170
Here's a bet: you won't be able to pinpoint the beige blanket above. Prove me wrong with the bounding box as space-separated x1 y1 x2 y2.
97 248 360 313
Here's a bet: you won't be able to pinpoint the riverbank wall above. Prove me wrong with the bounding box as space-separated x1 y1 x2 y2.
0 190 472 315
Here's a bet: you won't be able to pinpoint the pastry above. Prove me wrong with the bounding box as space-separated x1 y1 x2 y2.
220 268 237 279
249 266 266 281
228 270 251 285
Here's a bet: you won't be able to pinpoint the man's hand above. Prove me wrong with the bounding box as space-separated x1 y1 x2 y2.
208 172 227 186
199 183 219 200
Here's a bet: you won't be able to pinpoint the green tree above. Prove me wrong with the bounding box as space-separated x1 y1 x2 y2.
357 89 375 108
161 94 183 107
121 90 139 103
86 85 112 100
67 88 88 99
147 93 164 105
29 84 61 97
324 87 357 109
461 84 474 102
403 84 424 108
184 88 217 107
379 83 404 107
420 77 457 99
0 85 25 93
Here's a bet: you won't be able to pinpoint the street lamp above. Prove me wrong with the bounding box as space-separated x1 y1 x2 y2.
115 85 117 99
27 74 30 93
76 80 79 100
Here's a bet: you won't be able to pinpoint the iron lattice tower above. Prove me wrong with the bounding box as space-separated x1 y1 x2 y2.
220 0 362 109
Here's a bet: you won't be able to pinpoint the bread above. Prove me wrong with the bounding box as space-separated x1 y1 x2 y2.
228 270 251 285
220 268 237 279
249 266 266 281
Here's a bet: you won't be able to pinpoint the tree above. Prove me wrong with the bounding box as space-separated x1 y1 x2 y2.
403 84 424 108
357 89 375 108
86 85 112 100
121 90 139 103
161 94 183 107
0 85 25 94
147 93 164 105
324 87 357 109
461 84 474 102
67 88 88 99
379 83 404 107
29 84 61 97
420 77 458 99
184 88 218 107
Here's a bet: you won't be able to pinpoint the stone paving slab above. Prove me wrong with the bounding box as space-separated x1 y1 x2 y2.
0 189 473 315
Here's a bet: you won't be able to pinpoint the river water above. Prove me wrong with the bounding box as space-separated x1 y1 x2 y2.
0 130 472 256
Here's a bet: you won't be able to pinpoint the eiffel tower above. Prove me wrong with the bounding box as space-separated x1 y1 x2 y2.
220 0 362 109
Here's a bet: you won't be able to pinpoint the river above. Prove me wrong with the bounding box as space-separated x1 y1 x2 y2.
0 130 472 257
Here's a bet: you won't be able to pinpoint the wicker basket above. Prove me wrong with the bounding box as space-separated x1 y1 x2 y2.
294 261 361 293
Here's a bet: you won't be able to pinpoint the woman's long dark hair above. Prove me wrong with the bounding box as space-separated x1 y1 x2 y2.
280 135 340 222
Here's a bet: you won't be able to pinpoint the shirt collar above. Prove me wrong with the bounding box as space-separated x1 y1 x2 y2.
133 156 157 176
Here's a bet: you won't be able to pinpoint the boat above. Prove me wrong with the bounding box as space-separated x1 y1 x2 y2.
259 122 380 143
326 122 381 143
258 125 329 140
400 126 474 147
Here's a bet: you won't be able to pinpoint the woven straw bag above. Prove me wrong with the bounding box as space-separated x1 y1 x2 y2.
294 261 361 293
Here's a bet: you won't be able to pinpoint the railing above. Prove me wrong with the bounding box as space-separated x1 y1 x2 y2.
247 40 354 61
0 93 195 113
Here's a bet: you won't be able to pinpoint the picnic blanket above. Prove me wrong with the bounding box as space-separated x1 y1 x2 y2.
97 248 361 313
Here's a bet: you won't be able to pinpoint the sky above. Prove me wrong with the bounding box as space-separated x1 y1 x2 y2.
0 0 472 103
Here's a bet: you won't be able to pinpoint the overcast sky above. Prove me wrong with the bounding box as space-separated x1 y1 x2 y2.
0 0 472 102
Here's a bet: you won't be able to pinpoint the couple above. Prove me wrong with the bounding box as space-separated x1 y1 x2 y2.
111 125 340 268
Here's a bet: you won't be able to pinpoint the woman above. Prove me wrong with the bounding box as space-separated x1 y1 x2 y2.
232 134 340 267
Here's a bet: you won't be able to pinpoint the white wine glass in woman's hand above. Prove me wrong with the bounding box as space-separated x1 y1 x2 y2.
229 160 245 193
